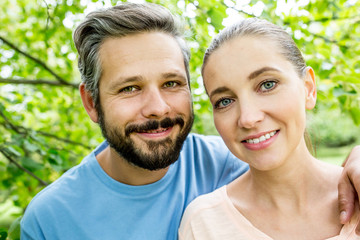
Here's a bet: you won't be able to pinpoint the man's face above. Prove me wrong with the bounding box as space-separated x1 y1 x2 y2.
96 32 194 171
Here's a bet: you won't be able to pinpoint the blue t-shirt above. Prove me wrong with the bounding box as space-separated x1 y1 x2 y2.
21 133 248 240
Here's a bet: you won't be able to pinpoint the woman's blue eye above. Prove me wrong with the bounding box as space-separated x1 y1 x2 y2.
215 98 233 109
260 81 276 92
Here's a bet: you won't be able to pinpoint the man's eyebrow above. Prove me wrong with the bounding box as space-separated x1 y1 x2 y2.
108 76 143 89
209 86 231 99
107 72 187 89
247 67 281 80
161 72 187 81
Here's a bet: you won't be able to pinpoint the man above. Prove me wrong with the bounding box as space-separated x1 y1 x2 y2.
20 2 360 240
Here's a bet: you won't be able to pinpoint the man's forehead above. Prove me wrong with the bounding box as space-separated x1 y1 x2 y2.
100 32 182 56
99 33 183 65
98 36 186 86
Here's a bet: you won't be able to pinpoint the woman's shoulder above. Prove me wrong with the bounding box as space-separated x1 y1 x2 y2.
185 186 227 216
316 159 343 185
180 186 228 228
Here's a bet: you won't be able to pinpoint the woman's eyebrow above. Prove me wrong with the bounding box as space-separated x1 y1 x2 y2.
248 67 281 80
209 86 231 99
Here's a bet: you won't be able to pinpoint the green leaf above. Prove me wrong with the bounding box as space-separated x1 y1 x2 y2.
0 229 8 240
21 157 44 171
7 146 22 157
337 95 347 106
49 149 63 166
207 8 225 30
333 87 357 97
8 216 21 240
332 75 360 84
349 107 360 126
23 139 39 152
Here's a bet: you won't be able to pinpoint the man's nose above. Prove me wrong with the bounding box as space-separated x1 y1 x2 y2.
141 89 171 118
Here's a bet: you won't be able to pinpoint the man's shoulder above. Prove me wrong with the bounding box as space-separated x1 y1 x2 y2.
24 146 99 213
21 145 101 238
179 133 248 184
183 133 228 152
178 133 243 174
185 133 223 142
182 133 241 164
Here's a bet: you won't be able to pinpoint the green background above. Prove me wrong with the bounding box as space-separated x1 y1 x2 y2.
1 0 360 238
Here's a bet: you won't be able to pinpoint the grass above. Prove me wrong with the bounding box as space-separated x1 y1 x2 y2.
315 145 355 166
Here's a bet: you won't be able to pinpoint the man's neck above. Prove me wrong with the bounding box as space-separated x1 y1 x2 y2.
96 146 169 186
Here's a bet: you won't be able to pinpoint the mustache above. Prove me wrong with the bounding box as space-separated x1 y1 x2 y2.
125 117 185 137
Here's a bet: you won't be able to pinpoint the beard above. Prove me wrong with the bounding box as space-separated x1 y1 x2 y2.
96 105 194 171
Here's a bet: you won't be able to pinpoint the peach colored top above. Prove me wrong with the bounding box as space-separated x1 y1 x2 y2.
179 186 360 240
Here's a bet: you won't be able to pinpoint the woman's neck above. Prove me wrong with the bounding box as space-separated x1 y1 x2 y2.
250 151 318 209
227 141 343 239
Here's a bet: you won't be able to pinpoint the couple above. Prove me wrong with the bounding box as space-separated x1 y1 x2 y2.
21 2 360 240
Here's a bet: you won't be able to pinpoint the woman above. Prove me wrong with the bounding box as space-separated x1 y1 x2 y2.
179 18 359 239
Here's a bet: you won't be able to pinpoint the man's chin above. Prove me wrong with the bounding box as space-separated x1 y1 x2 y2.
127 149 178 171
103 117 192 171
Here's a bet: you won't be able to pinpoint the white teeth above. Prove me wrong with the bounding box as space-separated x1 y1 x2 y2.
147 128 167 133
245 131 277 144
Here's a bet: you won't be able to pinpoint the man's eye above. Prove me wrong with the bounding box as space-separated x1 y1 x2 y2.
259 80 277 92
214 98 233 109
120 86 137 93
163 81 177 88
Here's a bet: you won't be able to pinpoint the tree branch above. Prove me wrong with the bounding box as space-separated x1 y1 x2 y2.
304 15 360 24
0 111 91 150
0 35 75 87
0 110 24 135
37 130 92 150
283 15 360 36
0 148 48 186
220 2 256 18
42 0 52 32
0 78 79 88
309 32 348 49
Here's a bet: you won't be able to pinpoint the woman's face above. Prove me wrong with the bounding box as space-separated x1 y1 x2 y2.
203 36 316 171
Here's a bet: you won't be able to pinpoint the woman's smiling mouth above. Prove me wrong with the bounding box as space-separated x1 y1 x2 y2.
243 130 278 144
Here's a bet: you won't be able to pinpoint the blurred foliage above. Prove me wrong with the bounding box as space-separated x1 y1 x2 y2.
308 103 360 148
0 0 360 235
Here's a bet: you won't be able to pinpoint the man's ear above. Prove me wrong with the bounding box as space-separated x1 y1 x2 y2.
79 82 99 123
304 67 317 110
